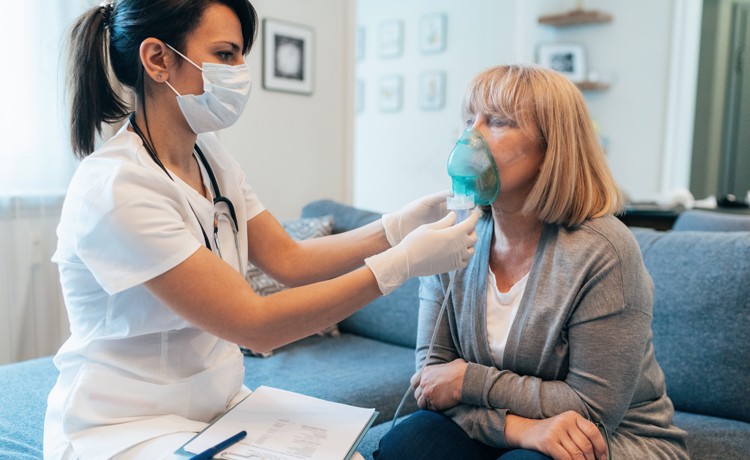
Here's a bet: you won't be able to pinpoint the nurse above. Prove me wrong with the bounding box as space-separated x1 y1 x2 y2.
45 1 480 458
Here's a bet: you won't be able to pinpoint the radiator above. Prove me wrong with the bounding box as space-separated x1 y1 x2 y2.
0 195 69 365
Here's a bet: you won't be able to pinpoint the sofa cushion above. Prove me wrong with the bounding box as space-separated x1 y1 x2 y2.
673 411 750 460
0 356 57 459
301 200 420 348
243 332 418 423
336 278 420 348
632 229 750 423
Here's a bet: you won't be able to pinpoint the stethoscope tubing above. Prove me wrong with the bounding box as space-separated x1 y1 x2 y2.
128 113 242 270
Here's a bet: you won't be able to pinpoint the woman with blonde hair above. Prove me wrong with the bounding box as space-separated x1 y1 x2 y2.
375 65 688 460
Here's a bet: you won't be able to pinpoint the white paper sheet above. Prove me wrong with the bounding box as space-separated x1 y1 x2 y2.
182 386 377 460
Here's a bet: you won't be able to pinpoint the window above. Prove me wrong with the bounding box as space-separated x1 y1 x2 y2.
0 2 92 196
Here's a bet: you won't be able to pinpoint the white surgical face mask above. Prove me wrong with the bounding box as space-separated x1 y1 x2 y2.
164 43 252 134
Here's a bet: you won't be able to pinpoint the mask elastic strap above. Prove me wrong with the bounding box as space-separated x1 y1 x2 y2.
165 43 203 72
162 43 203 96
163 80 181 97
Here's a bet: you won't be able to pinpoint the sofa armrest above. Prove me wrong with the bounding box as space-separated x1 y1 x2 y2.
673 209 750 231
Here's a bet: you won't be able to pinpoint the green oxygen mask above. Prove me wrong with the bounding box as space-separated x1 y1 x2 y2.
446 127 500 220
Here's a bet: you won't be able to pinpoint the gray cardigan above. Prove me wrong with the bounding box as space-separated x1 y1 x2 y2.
417 213 689 459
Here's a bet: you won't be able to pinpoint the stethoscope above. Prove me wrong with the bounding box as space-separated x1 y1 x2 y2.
128 113 242 272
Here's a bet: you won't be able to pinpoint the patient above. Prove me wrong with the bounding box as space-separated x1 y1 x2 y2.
374 65 689 459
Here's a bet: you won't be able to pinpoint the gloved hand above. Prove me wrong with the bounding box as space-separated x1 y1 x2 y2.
365 209 481 295
382 190 451 246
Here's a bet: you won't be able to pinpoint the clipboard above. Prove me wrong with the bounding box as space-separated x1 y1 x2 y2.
173 386 378 460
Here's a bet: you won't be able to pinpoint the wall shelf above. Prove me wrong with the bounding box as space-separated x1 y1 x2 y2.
575 81 610 91
538 9 613 27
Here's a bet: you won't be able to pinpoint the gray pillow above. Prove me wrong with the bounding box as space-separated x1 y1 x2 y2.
242 215 338 357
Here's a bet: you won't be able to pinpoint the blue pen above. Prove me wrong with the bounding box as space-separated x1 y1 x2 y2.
189 430 247 460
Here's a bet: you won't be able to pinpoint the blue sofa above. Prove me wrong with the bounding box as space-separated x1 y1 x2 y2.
1 201 749 459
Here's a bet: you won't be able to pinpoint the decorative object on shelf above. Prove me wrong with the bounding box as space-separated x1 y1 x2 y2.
356 26 365 61
419 71 446 111
537 42 586 83
378 20 404 58
262 18 314 95
419 13 447 54
538 8 613 27
379 75 403 113
576 81 610 91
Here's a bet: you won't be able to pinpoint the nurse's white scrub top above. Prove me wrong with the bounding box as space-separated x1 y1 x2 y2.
44 124 265 459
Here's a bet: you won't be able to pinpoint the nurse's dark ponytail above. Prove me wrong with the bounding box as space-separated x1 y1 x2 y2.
68 4 128 159
67 0 258 158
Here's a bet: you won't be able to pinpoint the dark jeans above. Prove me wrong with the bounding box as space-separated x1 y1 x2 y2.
374 410 551 460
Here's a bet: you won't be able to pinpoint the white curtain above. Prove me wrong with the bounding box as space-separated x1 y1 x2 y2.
0 195 68 364
0 1 96 196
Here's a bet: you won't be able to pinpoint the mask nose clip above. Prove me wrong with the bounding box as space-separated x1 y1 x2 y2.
446 127 500 208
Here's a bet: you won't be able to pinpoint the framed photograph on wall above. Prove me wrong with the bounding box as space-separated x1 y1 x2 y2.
378 20 404 58
355 79 364 114
263 18 314 95
379 75 403 113
537 43 586 83
356 26 365 61
419 13 447 54
419 71 446 111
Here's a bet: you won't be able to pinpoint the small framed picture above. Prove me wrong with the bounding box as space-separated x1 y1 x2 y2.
419 13 447 54
419 71 446 111
378 20 404 58
356 26 365 61
355 79 364 114
263 18 314 95
379 75 403 113
537 43 587 83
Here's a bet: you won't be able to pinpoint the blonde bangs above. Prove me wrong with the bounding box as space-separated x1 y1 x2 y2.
462 66 542 144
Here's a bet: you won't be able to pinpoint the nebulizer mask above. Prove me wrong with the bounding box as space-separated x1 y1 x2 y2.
390 128 500 428
446 127 500 221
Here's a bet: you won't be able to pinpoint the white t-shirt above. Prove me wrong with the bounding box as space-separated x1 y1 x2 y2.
485 267 529 368
44 124 265 459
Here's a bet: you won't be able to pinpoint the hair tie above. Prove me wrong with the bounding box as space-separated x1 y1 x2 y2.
99 1 114 29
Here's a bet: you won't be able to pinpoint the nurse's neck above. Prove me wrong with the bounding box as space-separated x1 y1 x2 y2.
130 100 208 198
131 100 199 173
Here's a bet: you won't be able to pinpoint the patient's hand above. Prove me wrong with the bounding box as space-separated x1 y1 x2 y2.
411 359 467 411
505 411 608 460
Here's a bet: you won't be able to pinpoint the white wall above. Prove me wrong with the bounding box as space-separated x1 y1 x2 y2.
221 0 354 220
354 0 687 212
574 0 677 202
354 0 541 212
